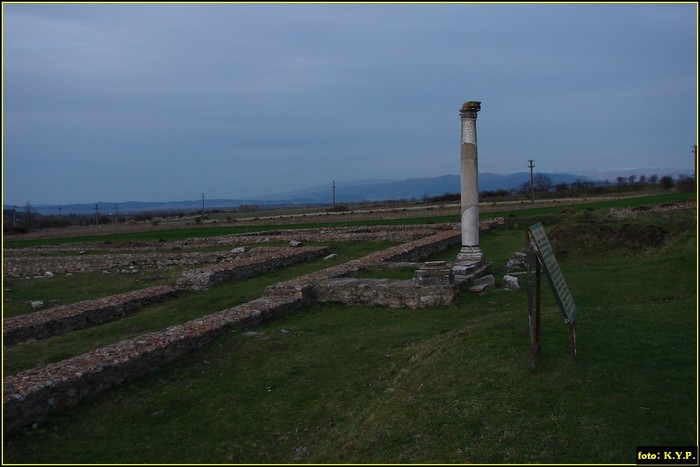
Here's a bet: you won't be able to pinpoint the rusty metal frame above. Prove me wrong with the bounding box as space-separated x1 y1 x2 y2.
525 228 577 371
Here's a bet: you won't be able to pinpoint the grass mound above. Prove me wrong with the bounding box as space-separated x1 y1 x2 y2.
547 205 695 258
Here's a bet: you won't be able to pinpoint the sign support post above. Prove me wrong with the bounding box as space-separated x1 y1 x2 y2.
525 231 542 371
526 223 578 371
569 322 578 362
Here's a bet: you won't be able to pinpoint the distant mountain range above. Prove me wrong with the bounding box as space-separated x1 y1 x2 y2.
258 172 590 204
8 169 692 216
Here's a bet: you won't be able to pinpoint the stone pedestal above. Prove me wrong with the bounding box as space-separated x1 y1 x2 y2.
414 261 454 286
451 260 492 286
456 246 485 264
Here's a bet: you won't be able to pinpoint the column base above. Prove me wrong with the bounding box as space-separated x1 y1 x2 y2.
451 258 493 291
456 246 484 265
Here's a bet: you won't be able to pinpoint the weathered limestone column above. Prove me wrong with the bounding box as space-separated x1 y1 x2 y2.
457 100 484 264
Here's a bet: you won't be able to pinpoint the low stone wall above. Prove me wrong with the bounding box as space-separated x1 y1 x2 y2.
223 205 461 227
313 278 458 308
4 225 451 258
3 229 461 434
3 246 314 279
3 295 303 435
3 286 180 347
3 251 226 278
372 229 461 263
226 225 451 244
263 229 461 300
176 246 331 290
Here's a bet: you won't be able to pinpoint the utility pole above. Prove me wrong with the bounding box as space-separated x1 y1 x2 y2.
95 203 100 226
693 145 697 182
332 180 336 208
528 160 535 203
201 193 205 219
58 206 62 218
114 204 119 226
13 205 16 231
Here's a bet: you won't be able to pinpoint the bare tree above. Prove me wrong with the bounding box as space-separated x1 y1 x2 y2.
534 173 553 192
23 201 33 232
520 181 531 195
659 176 675 190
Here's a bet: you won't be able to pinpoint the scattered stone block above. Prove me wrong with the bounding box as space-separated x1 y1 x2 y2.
414 261 454 285
505 252 528 272
452 260 493 290
452 263 477 276
472 275 495 287
288 240 303 247
503 274 520 291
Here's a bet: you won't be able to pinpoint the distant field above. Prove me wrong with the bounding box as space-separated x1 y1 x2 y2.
3 191 693 249
3 192 697 464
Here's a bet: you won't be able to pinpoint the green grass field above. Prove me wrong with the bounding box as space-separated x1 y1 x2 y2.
2 193 697 464
4 192 691 249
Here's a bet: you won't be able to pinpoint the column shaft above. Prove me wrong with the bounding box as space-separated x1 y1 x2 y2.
457 101 483 264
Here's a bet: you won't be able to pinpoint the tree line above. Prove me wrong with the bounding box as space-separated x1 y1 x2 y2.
422 172 694 203
4 173 695 234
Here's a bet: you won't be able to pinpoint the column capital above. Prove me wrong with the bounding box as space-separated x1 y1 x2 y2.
460 101 481 119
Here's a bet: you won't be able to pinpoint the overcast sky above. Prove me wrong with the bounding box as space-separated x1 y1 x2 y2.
3 2 697 205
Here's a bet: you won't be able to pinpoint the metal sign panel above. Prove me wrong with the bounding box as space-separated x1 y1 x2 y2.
528 223 577 323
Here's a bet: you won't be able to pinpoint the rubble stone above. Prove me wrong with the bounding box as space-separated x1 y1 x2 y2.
503 274 520 291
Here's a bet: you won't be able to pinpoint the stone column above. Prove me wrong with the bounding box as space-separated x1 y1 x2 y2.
457 100 484 264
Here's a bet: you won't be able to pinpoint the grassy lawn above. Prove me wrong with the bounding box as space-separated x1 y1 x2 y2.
2 269 182 319
2 241 396 376
2 194 696 463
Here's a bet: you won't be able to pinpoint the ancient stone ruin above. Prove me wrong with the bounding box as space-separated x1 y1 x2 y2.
5 224 503 433
3 100 504 434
